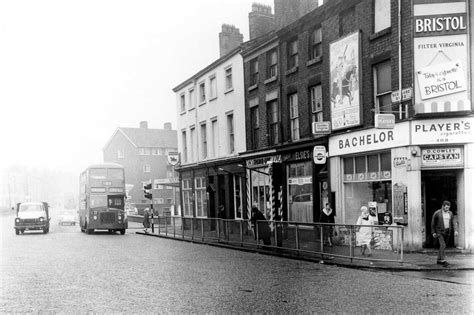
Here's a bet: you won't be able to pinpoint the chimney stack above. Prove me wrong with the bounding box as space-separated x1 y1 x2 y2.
139 121 148 129
219 24 243 57
248 3 275 40
274 0 320 29
163 122 172 130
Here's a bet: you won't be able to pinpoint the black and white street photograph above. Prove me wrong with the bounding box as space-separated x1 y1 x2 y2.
1 0 474 313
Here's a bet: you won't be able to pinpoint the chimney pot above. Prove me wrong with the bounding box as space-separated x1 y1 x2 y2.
140 121 148 129
164 122 172 130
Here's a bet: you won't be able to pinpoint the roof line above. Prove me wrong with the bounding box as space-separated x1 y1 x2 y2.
102 128 137 151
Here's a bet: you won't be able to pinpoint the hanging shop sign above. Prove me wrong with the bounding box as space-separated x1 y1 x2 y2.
313 146 327 164
421 147 463 168
411 116 473 145
375 114 395 129
167 152 180 166
312 121 332 135
413 0 470 114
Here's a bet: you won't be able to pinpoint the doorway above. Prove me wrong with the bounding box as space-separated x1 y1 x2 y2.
422 170 458 248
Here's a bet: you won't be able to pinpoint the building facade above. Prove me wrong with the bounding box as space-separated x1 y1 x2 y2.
103 121 178 215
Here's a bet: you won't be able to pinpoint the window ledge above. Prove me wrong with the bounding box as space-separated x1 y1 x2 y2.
285 66 298 76
369 27 391 41
248 84 258 92
209 96 217 102
306 56 322 66
199 101 207 106
224 88 234 94
188 107 195 112
264 76 277 85
180 111 186 116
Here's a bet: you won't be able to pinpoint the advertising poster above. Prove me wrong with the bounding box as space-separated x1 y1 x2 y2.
329 32 360 130
413 0 470 114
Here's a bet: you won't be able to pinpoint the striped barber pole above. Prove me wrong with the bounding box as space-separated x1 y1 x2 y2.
270 177 275 231
278 187 283 219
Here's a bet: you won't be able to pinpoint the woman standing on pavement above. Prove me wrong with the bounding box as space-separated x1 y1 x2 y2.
319 203 336 247
356 206 375 256
143 208 151 233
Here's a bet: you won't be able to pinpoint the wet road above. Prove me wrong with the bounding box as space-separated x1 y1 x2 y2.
1 209 473 313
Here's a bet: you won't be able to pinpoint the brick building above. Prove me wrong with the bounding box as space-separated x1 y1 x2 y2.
103 121 177 215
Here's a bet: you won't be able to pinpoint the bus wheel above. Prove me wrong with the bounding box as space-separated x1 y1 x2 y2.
86 228 93 235
43 228 49 234
120 229 125 235
15 229 19 235
20 229 25 234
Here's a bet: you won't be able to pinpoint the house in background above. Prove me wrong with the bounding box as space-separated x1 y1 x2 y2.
103 121 177 215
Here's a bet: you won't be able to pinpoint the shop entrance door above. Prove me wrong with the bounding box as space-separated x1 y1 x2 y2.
422 170 458 248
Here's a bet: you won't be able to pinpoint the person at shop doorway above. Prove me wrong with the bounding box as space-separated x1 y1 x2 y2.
431 200 458 267
319 203 336 247
251 206 271 248
356 206 375 257
217 204 226 239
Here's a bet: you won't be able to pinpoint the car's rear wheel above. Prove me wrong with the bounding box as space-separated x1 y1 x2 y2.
20 229 25 234
43 228 49 234
120 229 125 235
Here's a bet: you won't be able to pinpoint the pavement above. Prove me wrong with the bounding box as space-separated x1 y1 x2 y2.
136 230 474 272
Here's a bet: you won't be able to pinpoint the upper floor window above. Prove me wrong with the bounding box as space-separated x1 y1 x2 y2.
250 106 260 149
374 0 391 33
143 164 151 173
211 119 218 158
225 67 233 91
267 100 280 145
249 58 259 86
209 76 217 100
180 93 186 112
289 93 300 141
267 49 278 79
139 148 150 155
117 150 124 159
310 28 322 60
373 61 391 114
181 130 187 163
152 148 164 156
188 88 195 110
288 39 298 69
227 113 235 154
200 122 207 159
190 126 196 161
310 84 323 122
198 81 206 104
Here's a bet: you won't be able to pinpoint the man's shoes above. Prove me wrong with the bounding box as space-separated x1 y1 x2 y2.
442 261 450 267
437 260 448 265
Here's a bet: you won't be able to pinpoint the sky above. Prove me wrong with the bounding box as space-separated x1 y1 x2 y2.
0 0 273 175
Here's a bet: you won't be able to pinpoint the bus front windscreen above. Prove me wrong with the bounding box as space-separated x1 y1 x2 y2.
108 195 124 210
90 195 107 209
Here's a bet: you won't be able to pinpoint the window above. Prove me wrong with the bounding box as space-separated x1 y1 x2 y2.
310 28 322 60
227 114 234 154
288 39 298 69
143 164 151 173
310 85 323 122
195 177 207 217
182 130 187 163
374 0 391 33
152 148 164 156
249 58 259 86
188 88 195 109
209 76 217 100
289 93 300 141
117 150 124 159
211 119 218 158
190 126 195 162
250 106 259 149
182 179 192 216
180 93 186 112
288 161 313 223
139 148 150 155
267 100 280 145
374 61 391 113
225 67 233 91
199 81 206 104
200 122 207 159
267 49 278 79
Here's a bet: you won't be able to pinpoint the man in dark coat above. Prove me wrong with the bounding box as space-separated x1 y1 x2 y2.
431 200 458 266
251 206 271 246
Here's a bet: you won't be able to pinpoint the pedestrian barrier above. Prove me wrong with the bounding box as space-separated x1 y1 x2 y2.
132 215 405 264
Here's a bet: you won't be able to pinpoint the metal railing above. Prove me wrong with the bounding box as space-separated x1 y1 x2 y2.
129 215 405 264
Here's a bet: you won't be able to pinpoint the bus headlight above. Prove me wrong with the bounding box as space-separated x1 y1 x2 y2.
39 217 44 222
93 215 97 220
118 215 122 220
15 218 20 223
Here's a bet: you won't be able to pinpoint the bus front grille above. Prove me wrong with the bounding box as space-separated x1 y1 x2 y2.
100 212 115 224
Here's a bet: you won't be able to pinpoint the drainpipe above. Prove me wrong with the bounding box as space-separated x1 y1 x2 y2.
398 0 404 120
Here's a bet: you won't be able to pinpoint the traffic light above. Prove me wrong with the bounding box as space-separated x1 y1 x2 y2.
143 183 152 200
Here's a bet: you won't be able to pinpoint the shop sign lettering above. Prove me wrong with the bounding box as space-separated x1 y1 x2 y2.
288 177 312 185
421 147 463 168
412 117 473 145
415 14 467 36
295 150 311 161
246 155 281 167
338 131 394 149
393 157 408 168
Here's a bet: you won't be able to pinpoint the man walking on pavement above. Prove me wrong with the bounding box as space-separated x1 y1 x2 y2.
431 200 458 266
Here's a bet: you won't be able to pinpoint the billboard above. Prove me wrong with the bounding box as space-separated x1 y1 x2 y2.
413 0 470 114
329 31 360 130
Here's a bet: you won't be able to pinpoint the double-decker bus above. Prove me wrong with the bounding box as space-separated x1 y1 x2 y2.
79 163 127 234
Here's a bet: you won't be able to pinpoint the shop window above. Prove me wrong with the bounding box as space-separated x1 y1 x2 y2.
367 154 379 173
251 169 271 220
355 156 366 174
182 179 192 217
195 177 207 217
287 161 313 223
